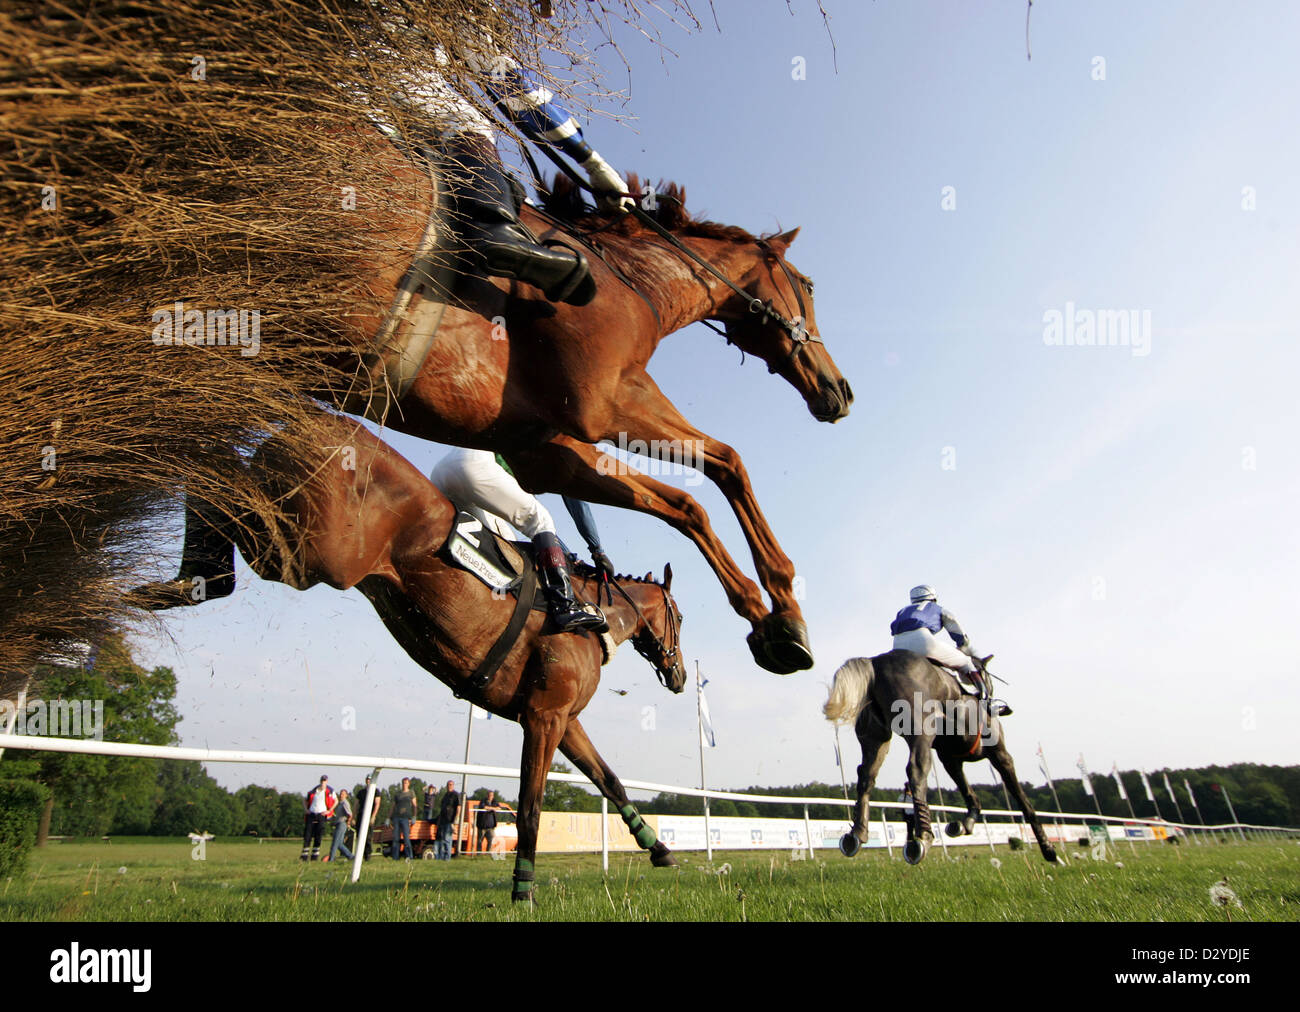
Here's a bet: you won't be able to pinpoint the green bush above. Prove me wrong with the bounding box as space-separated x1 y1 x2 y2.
0 779 51 878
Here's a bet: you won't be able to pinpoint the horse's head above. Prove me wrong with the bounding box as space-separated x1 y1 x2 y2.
627 564 686 694
717 229 853 423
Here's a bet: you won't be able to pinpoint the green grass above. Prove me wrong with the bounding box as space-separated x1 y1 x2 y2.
2 838 1296 922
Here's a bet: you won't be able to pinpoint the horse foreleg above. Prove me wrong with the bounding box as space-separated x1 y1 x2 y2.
505 437 766 624
558 718 675 867
939 754 980 837
987 741 1058 863
599 376 810 671
513 707 570 904
507 436 805 674
903 735 936 864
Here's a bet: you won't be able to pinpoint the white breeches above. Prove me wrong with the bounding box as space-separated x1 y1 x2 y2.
893 628 976 676
431 448 555 539
402 67 496 142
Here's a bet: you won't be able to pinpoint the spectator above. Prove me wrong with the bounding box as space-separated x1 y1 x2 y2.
423 783 438 822
392 777 417 860
435 779 460 861
326 789 354 863
475 789 513 854
301 775 335 862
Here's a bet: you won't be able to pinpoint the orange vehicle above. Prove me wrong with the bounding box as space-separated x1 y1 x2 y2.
368 802 518 858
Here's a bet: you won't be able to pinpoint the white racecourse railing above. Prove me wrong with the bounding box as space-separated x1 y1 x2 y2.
2 733 1294 875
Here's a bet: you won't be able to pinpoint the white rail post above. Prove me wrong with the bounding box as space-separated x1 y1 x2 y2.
803 804 815 859
350 767 382 884
601 796 609 873
881 807 894 860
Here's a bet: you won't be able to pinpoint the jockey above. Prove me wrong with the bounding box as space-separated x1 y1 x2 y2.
401 49 634 305
890 585 1011 717
431 447 612 634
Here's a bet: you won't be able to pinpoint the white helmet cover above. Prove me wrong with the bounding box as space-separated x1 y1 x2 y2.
909 584 937 603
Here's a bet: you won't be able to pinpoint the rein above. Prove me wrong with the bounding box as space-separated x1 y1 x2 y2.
522 140 823 373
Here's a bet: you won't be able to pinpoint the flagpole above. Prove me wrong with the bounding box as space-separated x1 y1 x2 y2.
1185 778 1208 844
696 660 712 862
1142 769 1164 821
1037 743 1066 846
1219 785 1247 843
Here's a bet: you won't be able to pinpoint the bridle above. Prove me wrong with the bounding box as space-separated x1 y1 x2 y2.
607 576 682 690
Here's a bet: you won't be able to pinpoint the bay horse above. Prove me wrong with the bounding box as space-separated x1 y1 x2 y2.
166 125 851 675
824 651 1057 865
136 410 687 903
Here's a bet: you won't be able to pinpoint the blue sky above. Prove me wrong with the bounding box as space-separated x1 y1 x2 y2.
134 1 1298 804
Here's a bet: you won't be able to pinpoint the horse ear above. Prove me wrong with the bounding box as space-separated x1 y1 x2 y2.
663 563 673 590
773 226 800 247
644 571 653 582
980 654 994 666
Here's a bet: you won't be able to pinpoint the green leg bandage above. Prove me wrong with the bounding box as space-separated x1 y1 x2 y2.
619 804 658 850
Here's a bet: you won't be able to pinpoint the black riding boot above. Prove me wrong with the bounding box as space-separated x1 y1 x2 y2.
443 135 596 306
970 669 1012 717
532 532 607 633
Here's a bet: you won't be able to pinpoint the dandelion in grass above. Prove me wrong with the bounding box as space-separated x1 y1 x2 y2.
117 867 127 874
1209 877 1242 920
1114 862 1124 868
989 857 1002 870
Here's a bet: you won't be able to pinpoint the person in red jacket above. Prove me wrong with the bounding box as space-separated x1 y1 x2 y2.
301 774 336 862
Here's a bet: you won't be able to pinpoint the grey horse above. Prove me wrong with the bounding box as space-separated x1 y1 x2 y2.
825 650 1058 865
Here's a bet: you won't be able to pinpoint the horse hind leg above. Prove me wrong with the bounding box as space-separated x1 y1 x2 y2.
902 735 936 865
559 718 675 867
939 753 980 837
842 717 890 858
126 498 236 610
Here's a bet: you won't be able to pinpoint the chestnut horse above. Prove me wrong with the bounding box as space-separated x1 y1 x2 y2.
139 411 687 903
251 127 851 674
824 651 1058 865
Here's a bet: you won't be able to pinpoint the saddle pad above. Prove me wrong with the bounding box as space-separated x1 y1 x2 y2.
446 511 527 593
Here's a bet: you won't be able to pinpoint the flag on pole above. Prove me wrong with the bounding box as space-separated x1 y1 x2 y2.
833 736 842 768
1036 742 1051 783
1077 755 1094 796
1140 770 1155 802
1162 771 1176 799
1111 764 1128 801
697 671 716 748
1184 778 1199 809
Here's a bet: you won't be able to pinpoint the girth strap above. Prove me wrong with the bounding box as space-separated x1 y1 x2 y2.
469 563 542 692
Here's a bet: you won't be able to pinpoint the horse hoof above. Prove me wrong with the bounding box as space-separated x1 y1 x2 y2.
649 842 677 868
746 614 814 674
903 838 929 865
839 833 861 858
1042 846 1058 864
945 821 962 838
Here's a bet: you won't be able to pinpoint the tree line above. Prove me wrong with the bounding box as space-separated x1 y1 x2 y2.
5 638 1296 837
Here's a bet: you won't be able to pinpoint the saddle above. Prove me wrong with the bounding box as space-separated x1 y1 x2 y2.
443 511 545 691
443 511 615 689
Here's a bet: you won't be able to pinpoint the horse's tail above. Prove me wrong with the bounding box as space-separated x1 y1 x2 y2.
824 657 874 725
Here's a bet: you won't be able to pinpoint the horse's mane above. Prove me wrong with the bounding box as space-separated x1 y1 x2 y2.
570 558 663 588
537 172 759 244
